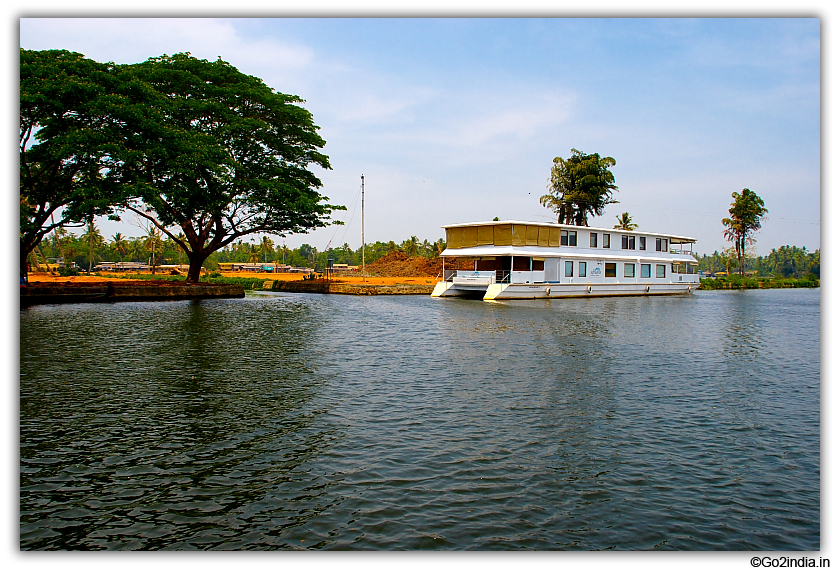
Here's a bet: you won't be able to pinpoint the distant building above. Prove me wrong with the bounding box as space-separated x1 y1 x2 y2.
217 262 307 273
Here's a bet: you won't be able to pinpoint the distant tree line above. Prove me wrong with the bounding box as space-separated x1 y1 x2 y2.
696 245 819 279
33 223 447 273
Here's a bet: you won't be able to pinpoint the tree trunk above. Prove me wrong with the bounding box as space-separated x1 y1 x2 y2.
185 250 208 284
20 235 41 283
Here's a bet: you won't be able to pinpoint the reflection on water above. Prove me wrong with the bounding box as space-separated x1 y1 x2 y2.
20 289 819 550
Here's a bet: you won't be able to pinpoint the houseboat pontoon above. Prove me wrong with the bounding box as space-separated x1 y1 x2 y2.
431 220 699 301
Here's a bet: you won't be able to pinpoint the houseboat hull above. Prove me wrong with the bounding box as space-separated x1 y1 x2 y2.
432 280 696 300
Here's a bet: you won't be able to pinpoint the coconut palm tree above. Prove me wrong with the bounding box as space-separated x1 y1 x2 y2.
111 232 128 260
614 212 638 231
81 217 105 272
260 236 274 263
144 225 164 274
403 236 420 257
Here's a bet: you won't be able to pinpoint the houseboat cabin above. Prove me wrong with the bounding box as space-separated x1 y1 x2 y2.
431 220 699 301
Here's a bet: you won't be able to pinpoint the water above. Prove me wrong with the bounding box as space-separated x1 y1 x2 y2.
19 288 820 550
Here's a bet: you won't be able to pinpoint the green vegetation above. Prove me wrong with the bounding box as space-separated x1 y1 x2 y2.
696 245 819 280
21 49 342 283
540 148 618 226
20 49 133 280
614 212 637 231
700 274 819 290
32 230 446 276
722 188 768 275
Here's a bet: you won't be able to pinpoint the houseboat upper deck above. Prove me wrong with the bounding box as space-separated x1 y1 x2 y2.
431 220 699 301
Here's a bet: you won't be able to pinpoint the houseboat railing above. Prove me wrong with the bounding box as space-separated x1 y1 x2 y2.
443 269 511 284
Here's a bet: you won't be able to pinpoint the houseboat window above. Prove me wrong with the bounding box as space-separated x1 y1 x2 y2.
590 232 598 247
513 256 531 271
532 259 545 271
565 261 574 277
639 236 646 250
561 230 578 246
605 263 617 277
603 234 611 248
656 238 669 252
656 264 666 278
641 263 651 278
624 263 636 278
621 235 635 250
672 262 692 274
578 261 587 277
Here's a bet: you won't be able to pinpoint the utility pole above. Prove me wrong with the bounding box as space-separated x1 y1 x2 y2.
361 174 365 282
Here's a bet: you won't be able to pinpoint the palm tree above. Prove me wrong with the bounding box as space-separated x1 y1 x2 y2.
111 232 128 260
144 225 164 274
81 218 104 272
403 236 420 257
176 232 186 265
614 212 638 231
278 244 290 265
248 243 261 263
51 226 68 265
422 239 433 258
260 236 274 263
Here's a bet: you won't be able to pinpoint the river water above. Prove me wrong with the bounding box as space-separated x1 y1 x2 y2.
19 288 820 550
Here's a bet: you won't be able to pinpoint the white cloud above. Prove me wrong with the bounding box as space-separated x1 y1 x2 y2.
19 18 314 70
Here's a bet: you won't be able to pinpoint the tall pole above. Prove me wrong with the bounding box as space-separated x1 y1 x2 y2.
361 174 365 282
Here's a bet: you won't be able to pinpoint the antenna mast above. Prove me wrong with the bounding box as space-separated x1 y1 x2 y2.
361 174 365 281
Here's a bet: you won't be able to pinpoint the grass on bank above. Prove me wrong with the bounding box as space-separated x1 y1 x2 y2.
700 274 819 289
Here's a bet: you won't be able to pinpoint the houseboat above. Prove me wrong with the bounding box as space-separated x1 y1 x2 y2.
431 220 699 301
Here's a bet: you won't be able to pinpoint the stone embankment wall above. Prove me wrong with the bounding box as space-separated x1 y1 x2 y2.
21 283 245 306
266 280 433 295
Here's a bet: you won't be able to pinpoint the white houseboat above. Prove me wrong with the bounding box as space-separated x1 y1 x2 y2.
431 220 699 301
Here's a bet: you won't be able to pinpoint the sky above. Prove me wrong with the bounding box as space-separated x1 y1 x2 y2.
17 13 822 256
6 4 835 569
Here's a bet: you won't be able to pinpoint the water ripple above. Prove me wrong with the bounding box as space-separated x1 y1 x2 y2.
20 289 819 550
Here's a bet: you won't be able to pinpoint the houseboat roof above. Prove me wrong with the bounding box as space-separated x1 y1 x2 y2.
438 245 691 261
441 220 696 244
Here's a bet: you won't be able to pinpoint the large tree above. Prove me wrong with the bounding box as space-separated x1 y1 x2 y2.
540 148 618 226
119 53 341 283
722 188 768 275
19 49 137 279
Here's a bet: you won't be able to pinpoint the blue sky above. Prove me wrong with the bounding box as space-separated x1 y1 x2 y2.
18 16 821 256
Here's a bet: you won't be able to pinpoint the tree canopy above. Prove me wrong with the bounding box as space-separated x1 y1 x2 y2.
19 48 139 278
119 53 341 283
20 49 342 283
722 188 768 275
540 148 618 226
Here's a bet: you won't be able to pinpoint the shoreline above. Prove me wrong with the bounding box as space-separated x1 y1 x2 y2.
21 272 437 305
20 280 246 306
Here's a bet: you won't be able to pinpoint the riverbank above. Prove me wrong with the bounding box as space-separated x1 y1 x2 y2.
21 279 245 306
699 276 819 290
263 279 434 295
22 271 436 303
